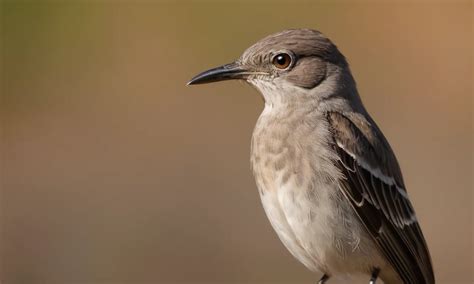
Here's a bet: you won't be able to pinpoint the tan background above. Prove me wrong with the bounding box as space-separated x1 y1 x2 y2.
1 1 472 284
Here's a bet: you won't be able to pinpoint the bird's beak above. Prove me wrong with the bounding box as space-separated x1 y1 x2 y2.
187 62 248 85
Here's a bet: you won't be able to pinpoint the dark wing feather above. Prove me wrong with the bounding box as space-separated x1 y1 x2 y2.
327 111 435 284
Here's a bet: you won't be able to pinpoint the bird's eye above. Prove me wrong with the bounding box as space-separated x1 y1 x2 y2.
272 53 292 69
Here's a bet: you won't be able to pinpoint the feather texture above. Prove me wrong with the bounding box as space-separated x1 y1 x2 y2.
327 111 435 284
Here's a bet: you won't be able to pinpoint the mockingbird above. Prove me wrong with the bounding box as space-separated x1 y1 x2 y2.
188 29 434 284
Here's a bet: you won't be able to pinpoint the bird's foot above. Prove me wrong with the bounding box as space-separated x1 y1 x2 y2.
369 268 380 284
318 274 329 284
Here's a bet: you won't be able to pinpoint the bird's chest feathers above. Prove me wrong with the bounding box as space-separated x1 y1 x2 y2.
250 105 335 195
250 106 353 271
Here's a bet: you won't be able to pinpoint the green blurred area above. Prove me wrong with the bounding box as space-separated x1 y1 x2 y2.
1 1 472 284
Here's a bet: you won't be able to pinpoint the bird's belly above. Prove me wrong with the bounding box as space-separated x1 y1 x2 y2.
258 177 382 276
259 181 334 272
250 108 387 277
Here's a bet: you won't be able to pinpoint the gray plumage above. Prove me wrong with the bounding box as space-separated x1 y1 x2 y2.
188 29 434 284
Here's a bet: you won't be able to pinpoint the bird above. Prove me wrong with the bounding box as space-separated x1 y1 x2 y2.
187 29 434 284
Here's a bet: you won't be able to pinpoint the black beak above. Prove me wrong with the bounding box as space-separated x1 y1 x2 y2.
187 62 248 85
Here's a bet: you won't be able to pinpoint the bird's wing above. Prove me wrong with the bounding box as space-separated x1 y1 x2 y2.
326 111 434 284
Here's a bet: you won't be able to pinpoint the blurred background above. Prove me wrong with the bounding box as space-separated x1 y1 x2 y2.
1 1 472 284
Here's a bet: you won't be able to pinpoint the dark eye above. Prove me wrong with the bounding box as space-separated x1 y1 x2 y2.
272 53 292 69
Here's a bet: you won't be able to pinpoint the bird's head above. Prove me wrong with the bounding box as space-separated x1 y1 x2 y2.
188 29 354 105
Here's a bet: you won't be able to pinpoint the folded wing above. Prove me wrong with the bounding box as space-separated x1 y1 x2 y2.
327 111 434 284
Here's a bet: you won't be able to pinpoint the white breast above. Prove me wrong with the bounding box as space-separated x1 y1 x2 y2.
258 176 337 273
250 104 387 277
